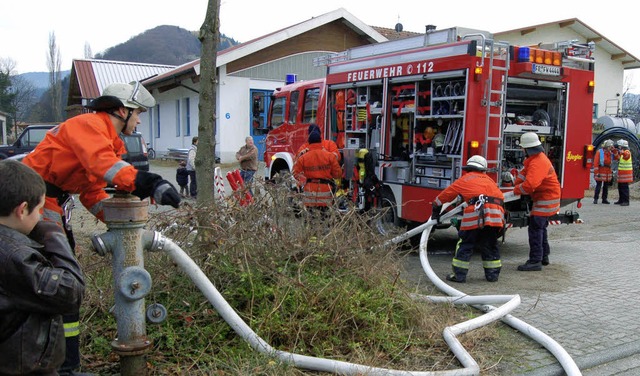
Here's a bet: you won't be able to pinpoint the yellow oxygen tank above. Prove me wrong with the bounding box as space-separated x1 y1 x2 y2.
357 148 368 183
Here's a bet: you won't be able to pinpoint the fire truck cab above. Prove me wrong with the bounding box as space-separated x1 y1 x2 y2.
265 27 595 232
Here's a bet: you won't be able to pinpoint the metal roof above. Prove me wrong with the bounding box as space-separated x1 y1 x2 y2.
495 18 640 70
71 59 176 100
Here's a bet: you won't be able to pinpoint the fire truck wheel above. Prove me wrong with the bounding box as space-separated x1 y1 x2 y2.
373 190 402 237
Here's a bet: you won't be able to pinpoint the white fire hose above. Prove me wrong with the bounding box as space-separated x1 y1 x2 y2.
407 202 582 376
152 198 580 375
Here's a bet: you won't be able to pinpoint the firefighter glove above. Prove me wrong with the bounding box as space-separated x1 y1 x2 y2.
153 180 181 208
431 204 442 222
133 171 181 208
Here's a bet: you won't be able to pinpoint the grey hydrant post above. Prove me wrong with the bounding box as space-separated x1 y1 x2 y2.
92 193 153 376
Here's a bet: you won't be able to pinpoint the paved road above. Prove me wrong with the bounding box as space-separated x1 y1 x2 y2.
401 189 640 375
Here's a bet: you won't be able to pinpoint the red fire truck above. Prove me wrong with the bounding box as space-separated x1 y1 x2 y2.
265 27 595 232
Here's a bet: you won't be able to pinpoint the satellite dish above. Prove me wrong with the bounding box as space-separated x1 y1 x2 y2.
395 23 403 32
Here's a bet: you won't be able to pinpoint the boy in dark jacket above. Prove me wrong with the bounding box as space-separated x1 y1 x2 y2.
0 160 85 375
176 160 189 197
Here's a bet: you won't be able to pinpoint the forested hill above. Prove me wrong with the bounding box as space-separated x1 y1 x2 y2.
94 25 239 66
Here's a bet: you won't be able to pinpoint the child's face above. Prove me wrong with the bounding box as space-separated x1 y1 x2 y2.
18 194 45 234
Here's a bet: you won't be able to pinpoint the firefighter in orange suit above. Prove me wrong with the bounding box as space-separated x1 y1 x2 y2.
593 139 614 204
296 123 341 162
293 130 342 210
513 132 560 271
432 155 505 283
23 81 181 376
613 139 633 206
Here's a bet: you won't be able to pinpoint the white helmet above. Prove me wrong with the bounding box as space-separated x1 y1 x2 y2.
463 155 487 171
520 132 541 148
603 139 614 148
88 81 156 112
617 139 629 148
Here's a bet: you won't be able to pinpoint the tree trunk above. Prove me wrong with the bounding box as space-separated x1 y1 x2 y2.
47 32 63 122
194 0 221 241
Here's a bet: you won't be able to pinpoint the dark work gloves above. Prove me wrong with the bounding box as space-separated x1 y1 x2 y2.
431 204 442 222
133 171 181 208
153 180 181 208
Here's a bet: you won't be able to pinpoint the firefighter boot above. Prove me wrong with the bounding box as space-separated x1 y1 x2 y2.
485 268 500 282
446 274 466 283
542 255 550 266
445 267 467 283
517 260 542 271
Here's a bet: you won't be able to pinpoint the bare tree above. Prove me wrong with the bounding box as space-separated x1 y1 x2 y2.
621 75 640 122
47 31 63 122
0 58 36 139
9 76 36 127
194 0 220 210
84 42 93 59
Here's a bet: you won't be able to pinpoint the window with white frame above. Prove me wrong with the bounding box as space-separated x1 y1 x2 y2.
184 98 191 136
156 104 161 138
175 100 181 137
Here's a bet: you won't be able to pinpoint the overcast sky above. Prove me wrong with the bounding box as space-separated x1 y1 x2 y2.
2 0 638 91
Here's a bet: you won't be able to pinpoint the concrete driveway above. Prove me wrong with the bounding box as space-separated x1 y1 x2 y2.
401 186 640 375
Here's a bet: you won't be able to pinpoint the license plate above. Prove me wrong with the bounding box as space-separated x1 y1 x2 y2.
532 64 561 76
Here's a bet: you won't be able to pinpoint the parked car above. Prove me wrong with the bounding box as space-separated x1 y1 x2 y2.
120 133 150 171
0 124 58 159
1 124 149 171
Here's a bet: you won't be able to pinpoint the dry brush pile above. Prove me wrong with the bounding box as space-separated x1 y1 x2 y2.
72 182 516 375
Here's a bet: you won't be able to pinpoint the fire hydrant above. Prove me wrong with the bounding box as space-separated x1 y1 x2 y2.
91 193 159 376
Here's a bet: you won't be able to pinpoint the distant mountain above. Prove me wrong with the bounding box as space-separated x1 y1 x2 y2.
94 25 238 66
17 71 70 90
18 25 239 88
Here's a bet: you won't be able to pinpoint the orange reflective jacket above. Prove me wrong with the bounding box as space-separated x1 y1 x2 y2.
23 112 139 222
513 152 561 217
435 171 505 231
593 147 613 182
296 139 341 162
293 143 342 207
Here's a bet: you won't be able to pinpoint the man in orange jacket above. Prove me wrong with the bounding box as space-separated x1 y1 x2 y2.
513 132 560 271
23 81 180 375
432 155 505 283
293 130 342 211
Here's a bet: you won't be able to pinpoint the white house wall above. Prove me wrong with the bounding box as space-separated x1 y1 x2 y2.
141 83 201 155
145 67 282 163
218 73 282 162
497 26 624 120
218 73 251 162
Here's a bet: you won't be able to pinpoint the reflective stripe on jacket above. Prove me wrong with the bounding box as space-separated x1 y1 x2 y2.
513 152 561 217
434 171 505 231
293 143 342 207
617 150 633 183
23 112 138 221
593 148 613 182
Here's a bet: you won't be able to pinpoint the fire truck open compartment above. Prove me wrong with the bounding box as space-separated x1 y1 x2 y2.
328 70 471 192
